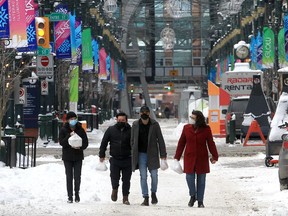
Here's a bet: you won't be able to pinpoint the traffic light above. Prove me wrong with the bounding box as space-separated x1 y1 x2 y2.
129 84 134 93
35 17 50 49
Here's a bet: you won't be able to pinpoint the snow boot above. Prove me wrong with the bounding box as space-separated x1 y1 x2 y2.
198 201 205 208
188 196 196 207
141 197 149 206
111 189 118 202
151 192 158 204
67 196 73 203
123 196 130 205
75 193 80 203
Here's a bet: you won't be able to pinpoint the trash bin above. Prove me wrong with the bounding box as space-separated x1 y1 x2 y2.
0 136 16 168
38 114 53 140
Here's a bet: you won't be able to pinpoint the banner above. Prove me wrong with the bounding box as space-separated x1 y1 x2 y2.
118 67 125 90
256 31 263 70
82 28 93 71
279 28 288 68
114 61 119 84
250 35 257 69
54 4 71 59
75 19 82 65
284 15 288 61
0 0 9 38
18 0 37 52
70 13 77 63
7 0 28 48
69 66 79 102
92 39 99 72
99 48 107 80
262 27 275 68
106 54 111 80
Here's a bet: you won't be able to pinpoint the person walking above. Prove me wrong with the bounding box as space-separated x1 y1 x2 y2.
59 111 89 203
131 105 167 206
99 112 132 205
174 110 218 208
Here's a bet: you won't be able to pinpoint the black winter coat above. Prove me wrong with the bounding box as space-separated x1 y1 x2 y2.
99 123 131 159
59 122 89 161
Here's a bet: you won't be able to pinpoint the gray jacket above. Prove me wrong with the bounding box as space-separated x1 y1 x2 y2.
131 118 167 171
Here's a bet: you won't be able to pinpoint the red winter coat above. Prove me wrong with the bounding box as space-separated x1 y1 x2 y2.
174 124 218 174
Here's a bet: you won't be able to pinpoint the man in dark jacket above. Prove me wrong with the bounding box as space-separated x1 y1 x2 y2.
99 112 132 205
131 106 167 206
59 111 88 203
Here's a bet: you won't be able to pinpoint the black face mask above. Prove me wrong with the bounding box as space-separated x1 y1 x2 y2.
116 122 126 128
141 114 149 120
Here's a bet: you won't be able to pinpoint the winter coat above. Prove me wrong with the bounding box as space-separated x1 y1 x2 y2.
131 118 167 171
174 124 218 174
59 122 89 161
99 123 131 159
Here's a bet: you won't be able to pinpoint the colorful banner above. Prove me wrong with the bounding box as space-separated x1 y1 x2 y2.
75 19 82 65
18 0 37 52
279 28 288 68
99 48 107 80
92 39 99 72
54 4 71 59
69 66 79 102
284 15 288 61
256 31 263 70
70 13 77 64
118 67 125 90
82 28 93 71
7 0 28 48
250 35 257 69
106 54 111 80
262 27 275 68
0 0 10 38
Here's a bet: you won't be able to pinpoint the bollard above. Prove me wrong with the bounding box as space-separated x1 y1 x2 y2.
229 113 236 144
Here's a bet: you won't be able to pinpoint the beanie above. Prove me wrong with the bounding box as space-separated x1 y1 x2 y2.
66 111 77 120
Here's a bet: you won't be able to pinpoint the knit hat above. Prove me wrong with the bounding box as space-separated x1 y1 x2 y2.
66 111 77 120
140 106 150 113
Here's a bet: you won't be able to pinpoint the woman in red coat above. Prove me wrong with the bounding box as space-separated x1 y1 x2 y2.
174 110 218 208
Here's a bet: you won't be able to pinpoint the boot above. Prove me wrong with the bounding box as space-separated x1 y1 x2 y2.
151 192 158 204
123 196 130 205
75 193 80 203
111 189 118 202
188 195 196 207
198 201 205 208
67 196 73 203
141 197 149 206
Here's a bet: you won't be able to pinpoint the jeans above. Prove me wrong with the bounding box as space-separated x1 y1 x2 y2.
186 173 206 202
109 157 132 196
63 160 82 198
138 152 158 197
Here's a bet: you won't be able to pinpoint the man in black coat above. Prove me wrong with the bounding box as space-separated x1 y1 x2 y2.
59 111 88 203
99 112 132 205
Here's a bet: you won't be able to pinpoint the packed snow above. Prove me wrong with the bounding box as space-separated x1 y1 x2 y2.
0 118 287 216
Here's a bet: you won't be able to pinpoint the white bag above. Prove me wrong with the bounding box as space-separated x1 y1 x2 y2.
171 159 183 174
68 133 82 148
160 159 169 171
96 161 108 171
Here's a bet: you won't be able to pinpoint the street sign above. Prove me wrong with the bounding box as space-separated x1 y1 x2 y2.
37 55 54 77
41 80 49 95
19 87 26 105
37 46 50 56
49 13 69 21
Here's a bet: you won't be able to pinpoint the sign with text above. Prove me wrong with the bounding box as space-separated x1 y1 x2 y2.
36 55 54 77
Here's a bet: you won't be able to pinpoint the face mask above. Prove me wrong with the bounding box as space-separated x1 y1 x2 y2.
141 114 149 120
190 119 196 125
69 119 78 127
116 122 126 128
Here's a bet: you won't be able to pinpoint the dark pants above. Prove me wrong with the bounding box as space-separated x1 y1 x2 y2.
109 157 132 196
64 160 82 198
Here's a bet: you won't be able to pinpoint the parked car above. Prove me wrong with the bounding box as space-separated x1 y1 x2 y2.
222 96 276 143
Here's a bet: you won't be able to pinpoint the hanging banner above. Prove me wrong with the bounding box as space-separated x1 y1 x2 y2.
118 67 125 90
106 54 111 81
284 15 288 61
70 13 77 63
279 28 288 68
54 4 71 59
92 39 99 72
75 19 82 65
69 66 79 102
250 35 257 69
18 0 37 52
256 32 263 70
99 48 107 80
82 28 93 71
114 61 119 84
262 27 275 69
0 0 10 38
7 0 28 48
